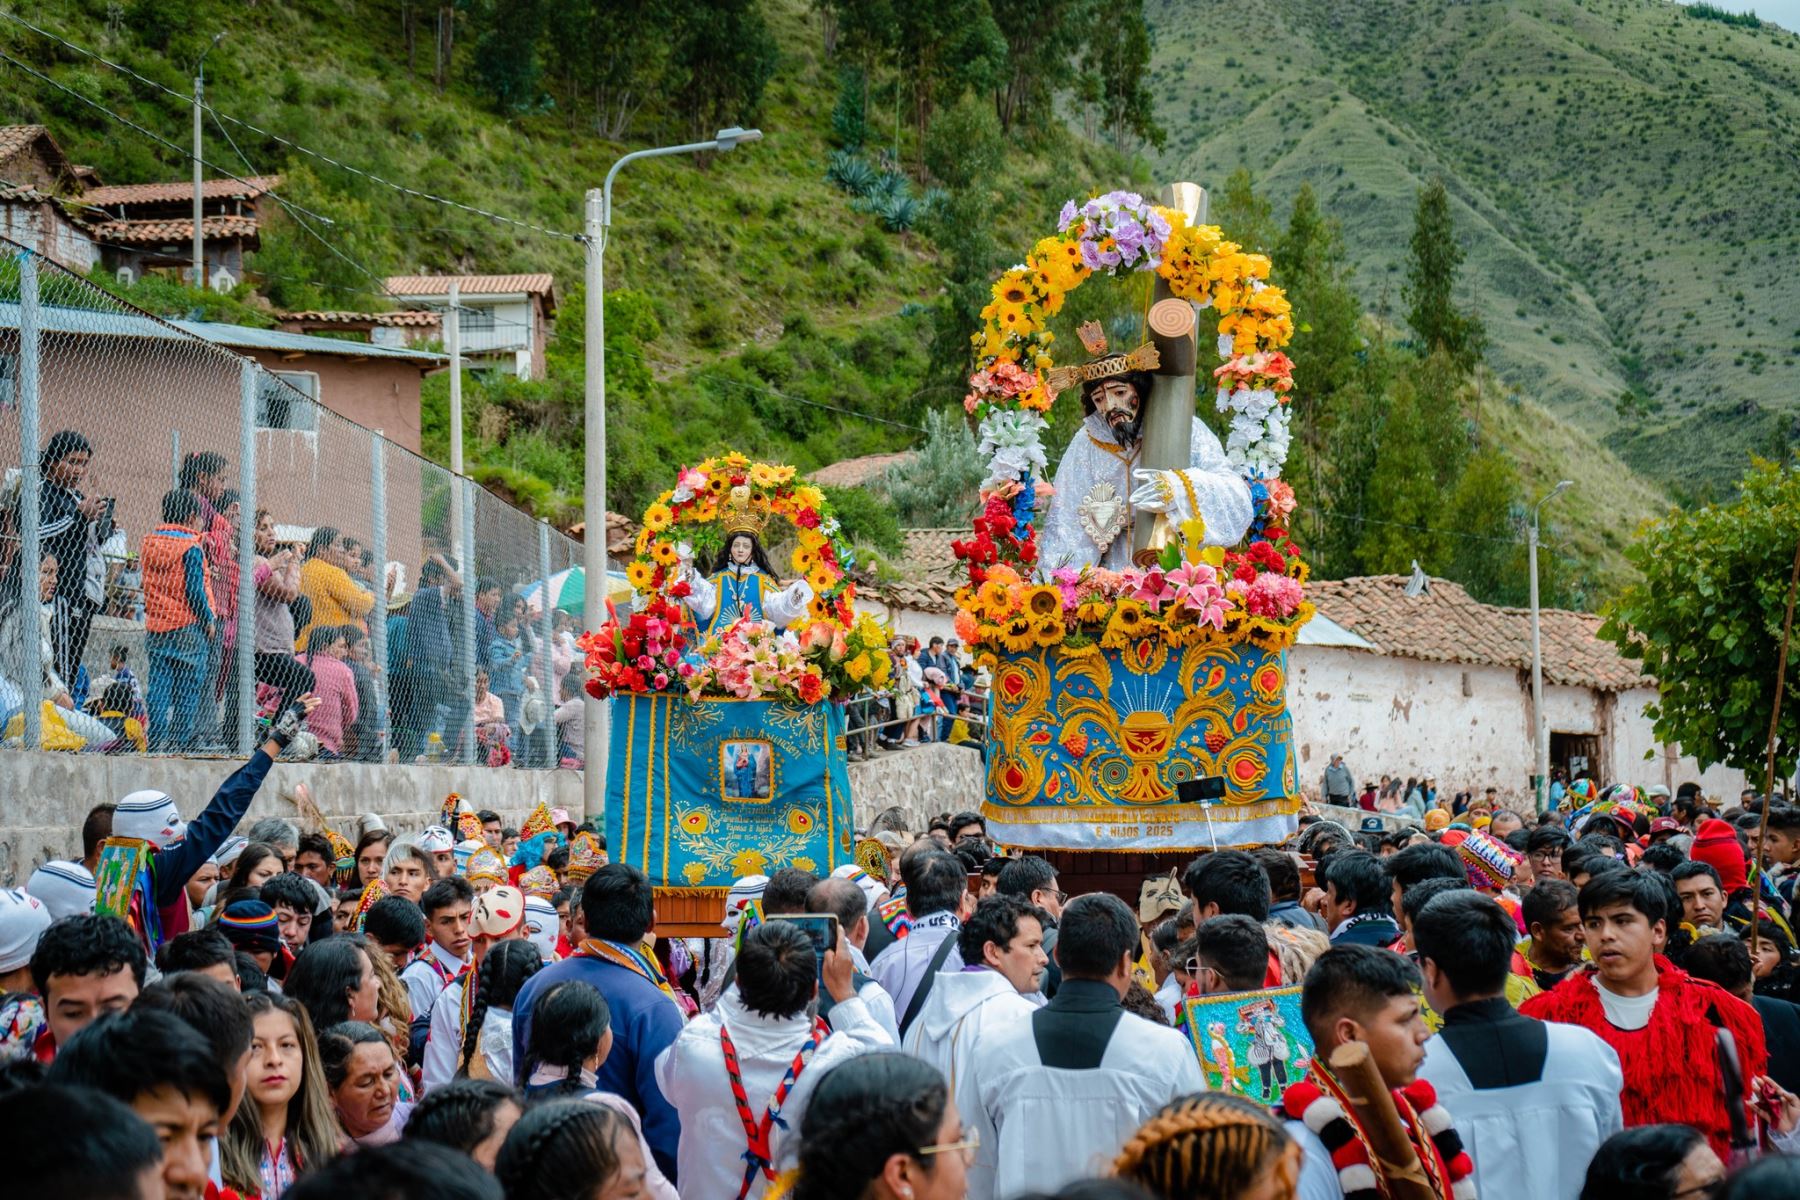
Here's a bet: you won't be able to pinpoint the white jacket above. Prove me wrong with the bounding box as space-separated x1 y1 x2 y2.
902 969 1037 1200
654 986 892 1200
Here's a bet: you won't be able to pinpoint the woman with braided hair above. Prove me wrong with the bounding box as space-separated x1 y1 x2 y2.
1111 1092 1299 1200
787 1052 968 1200
457 939 544 1085
494 1099 641 1200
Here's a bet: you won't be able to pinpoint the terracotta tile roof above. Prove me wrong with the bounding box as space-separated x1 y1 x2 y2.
90 214 260 244
0 183 55 204
281 309 442 328
565 512 639 559
82 175 282 205
899 528 964 586
384 274 556 299
810 451 915 488
0 125 49 160
1305 574 1648 692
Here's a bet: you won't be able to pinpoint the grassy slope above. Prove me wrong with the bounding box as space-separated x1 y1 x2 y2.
1144 0 1800 504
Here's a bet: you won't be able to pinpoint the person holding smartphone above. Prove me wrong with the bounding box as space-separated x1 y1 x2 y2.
655 920 892 1200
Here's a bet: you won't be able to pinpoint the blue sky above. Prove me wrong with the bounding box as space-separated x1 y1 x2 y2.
1688 0 1800 30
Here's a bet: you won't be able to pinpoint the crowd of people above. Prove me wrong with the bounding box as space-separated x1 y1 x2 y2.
844 634 989 760
9 717 1800 1199
0 435 591 766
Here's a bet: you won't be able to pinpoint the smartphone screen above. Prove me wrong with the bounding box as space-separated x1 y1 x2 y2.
766 913 840 977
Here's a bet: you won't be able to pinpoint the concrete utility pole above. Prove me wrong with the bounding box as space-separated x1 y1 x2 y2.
448 279 463 560
583 126 763 822
192 33 224 290
1530 480 1572 813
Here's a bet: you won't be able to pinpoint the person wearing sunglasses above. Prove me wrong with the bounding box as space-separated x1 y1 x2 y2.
789 1052 970 1200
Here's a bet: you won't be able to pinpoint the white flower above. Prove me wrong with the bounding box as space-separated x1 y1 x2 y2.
977 410 1049 490
1217 333 1235 359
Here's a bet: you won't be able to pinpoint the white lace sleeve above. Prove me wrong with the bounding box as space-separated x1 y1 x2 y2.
684 572 716 624
1177 417 1255 546
762 578 813 628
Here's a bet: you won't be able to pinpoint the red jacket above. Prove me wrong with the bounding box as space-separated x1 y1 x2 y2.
1521 958 1766 1161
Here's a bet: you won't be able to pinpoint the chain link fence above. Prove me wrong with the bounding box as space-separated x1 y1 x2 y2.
0 238 586 769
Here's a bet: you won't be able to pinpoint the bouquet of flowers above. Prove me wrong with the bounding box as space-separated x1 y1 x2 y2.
577 595 690 700
798 612 894 697
684 617 830 706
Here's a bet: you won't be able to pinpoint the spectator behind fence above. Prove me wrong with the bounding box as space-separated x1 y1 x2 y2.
391 551 462 761
142 487 217 753
295 527 373 652
0 551 73 719
342 625 381 761
297 626 358 760
252 510 315 719
19 430 108 688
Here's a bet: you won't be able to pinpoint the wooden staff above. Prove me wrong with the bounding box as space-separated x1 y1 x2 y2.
1752 538 1800 942
1328 1041 1440 1200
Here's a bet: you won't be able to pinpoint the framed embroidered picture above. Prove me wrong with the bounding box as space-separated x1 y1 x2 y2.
720 739 775 801
1180 985 1313 1106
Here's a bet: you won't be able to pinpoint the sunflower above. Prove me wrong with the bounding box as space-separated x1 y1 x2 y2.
750 463 781 488
809 595 834 620
1075 598 1112 625
997 616 1037 653
1059 638 1101 661
992 269 1034 307
1030 613 1066 648
651 541 680 568
706 474 729 496
1100 599 1150 649
625 560 655 590
976 581 1019 622
1023 585 1064 620
954 586 978 611
643 503 674 533
806 564 837 593
791 547 817 575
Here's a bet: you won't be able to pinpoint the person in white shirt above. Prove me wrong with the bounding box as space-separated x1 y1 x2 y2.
870 845 968 1034
973 892 1206 1197
655 919 893 1200
903 893 1047 1200
422 886 530 1092
399 876 474 1066
807 876 901 1042
1415 890 1622 1200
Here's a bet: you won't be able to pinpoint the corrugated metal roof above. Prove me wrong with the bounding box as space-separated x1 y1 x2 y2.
0 301 444 364
82 175 282 205
1295 612 1377 651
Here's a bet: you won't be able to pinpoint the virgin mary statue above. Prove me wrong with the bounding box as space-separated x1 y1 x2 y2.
680 507 813 636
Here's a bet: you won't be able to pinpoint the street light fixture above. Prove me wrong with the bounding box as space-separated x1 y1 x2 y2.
1530 479 1573 813
582 127 765 821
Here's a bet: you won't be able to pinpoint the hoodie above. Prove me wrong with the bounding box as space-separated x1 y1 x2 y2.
903 969 1038 1200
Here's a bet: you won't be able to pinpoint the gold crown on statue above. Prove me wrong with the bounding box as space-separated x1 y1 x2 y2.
720 501 770 538
1043 320 1160 396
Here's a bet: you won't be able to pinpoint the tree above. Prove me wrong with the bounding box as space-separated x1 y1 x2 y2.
472 0 547 112
1600 459 1800 778
1404 177 1485 370
988 0 1083 134
545 0 672 139
1081 6 1164 153
669 0 780 141
895 0 1005 176
877 409 983 528
1211 167 1277 256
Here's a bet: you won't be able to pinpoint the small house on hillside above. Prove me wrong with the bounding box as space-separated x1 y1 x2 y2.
278 309 444 349
383 274 557 379
0 125 100 273
81 174 282 290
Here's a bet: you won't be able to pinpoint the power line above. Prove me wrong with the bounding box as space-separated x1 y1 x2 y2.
0 7 582 242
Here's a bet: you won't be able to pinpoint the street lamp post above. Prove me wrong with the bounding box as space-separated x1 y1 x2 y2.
582 126 764 822
1530 479 1573 813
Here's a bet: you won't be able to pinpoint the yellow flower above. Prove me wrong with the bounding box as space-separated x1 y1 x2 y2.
977 581 1019 621
798 529 828 553
707 475 729 495
992 269 1035 307
1101 599 1149 649
870 658 892 688
644 503 674 532
1031 614 1065 648
845 653 872 683
954 586 978 611
1023 585 1063 620
792 486 825 512
1060 639 1101 660
792 546 818 575
1075 598 1111 625
651 541 679 567
807 565 837 593
625 560 655 590
997 616 1036 653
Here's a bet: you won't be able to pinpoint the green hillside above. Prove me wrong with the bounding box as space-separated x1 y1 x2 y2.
9 0 1789 599
1144 0 1800 500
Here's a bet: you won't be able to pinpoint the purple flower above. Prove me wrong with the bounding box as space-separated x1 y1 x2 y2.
1114 220 1145 261
1058 200 1078 231
1079 238 1104 270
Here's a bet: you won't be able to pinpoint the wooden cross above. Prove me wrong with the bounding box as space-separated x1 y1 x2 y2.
1132 181 1208 563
